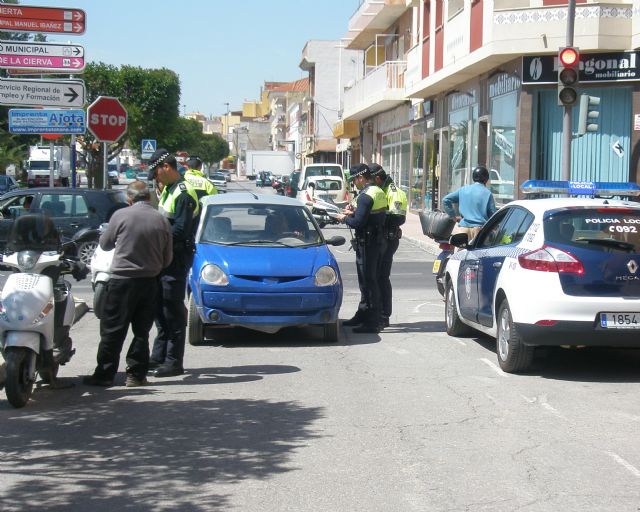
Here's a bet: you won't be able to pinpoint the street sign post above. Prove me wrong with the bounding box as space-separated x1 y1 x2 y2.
87 96 128 189
0 78 85 107
0 5 85 34
141 139 157 159
8 108 85 134
0 40 84 72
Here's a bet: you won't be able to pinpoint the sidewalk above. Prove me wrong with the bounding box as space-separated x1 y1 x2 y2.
402 211 440 256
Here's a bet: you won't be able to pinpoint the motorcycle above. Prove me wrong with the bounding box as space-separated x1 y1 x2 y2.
307 196 342 229
90 242 113 319
432 239 454 296
0 213 88 408
418 209 456 297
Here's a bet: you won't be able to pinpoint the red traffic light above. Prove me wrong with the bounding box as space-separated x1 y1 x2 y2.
559 47 579 67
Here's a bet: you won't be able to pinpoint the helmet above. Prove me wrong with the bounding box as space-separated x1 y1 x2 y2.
472 166 490 184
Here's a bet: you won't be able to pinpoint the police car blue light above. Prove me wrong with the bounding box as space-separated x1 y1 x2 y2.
444 185 640 373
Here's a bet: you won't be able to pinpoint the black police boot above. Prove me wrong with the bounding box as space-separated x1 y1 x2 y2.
352 324 380 334
343 311 366 326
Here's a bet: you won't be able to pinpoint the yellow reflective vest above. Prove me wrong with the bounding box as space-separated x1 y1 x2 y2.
158 179 200 220
184 169 217 199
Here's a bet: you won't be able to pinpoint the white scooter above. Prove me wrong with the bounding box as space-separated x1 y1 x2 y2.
90 243 113 319
0 213 87 408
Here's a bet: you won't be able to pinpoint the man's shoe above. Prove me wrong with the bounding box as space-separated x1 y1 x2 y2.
352 324 380 334
152 365 184 378
125 375 149 387
148 359 162 370
82 374 114 387
343 314 365 326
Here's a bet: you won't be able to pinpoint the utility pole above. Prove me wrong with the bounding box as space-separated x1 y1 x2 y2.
561 0 576 181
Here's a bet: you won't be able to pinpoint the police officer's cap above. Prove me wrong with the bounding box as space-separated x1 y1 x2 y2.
148 148 171 177
369 163 387 180
349 163 370 181
186 155 203 168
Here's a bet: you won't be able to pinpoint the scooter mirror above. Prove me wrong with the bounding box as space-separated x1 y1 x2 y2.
449 232 469 248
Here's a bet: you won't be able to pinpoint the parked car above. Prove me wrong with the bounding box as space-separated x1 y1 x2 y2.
255 171 272 187
0 175 18 195
0 187 128 265
209 172 227 192
187 193 346 345
298 164 349 206
107 164 119 185
297 176 349 208
444 180 640 373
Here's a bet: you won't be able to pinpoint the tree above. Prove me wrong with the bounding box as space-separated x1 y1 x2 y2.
79 63 180 188
197 134 229 167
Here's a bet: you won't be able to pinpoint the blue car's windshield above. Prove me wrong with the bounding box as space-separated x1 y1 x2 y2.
200 203 323 247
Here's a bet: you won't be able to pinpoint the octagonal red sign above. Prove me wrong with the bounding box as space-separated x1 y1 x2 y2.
87 96 128 142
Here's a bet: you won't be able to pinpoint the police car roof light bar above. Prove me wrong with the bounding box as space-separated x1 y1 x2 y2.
520 180 640 198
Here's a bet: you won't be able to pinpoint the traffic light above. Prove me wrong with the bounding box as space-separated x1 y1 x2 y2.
577 94 601 135
558 47 580 107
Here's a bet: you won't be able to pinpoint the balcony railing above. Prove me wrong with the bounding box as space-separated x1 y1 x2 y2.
342 60 407 119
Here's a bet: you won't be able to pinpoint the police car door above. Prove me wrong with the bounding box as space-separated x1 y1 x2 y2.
456 208 512 323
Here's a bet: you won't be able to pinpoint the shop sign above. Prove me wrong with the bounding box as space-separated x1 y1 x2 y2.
448 89 477 111
488 73 521 98
411 100 432 121
522 51 639 84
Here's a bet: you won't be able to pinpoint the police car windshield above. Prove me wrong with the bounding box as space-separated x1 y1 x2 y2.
545 209 640 253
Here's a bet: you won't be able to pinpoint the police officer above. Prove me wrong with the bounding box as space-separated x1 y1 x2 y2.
371 164 407 329
336 164 387 333
147 148 199 378
184 155 218 201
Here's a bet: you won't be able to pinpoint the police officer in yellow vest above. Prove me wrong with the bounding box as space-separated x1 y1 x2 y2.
371 163 407 328
184 155 217 200
336 163 387 333
147 148 199 378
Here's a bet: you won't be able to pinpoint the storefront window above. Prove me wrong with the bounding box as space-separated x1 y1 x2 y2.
489 92 517 205
410 122 426 210
448 109 469 192
382 128 411 196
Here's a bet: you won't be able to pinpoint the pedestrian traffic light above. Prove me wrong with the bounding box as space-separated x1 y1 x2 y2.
558 47 580 107
577 94 601 135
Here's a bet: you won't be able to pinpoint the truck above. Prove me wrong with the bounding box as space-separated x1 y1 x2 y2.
27 145 70 187
244 150 295 180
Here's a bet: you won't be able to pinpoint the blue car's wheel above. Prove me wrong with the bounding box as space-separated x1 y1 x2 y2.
187 294 205 346
323 320 339 343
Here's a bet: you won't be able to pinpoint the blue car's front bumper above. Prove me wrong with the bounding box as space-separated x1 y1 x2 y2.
197 291 340 329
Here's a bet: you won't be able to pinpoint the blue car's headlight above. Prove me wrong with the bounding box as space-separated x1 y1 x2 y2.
201 264 229 286
314 265 337 286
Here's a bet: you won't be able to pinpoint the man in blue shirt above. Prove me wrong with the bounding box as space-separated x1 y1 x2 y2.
442 166 497 241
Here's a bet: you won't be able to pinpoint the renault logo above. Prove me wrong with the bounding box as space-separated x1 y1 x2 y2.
628 260 638 274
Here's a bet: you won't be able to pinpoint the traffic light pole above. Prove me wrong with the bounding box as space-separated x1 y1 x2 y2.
561 0 576 181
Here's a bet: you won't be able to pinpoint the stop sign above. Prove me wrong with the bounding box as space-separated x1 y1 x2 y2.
87 96 128 142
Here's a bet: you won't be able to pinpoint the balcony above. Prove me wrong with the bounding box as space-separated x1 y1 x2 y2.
342 61 407 121
345 0 409 50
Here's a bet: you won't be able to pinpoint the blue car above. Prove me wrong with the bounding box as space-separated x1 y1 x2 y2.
188 193 346 344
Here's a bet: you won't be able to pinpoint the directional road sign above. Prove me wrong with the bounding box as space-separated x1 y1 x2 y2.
0 40 84 72
0 78 85 107
0 4 85 34
87 96 128 142
141 139 157 159
8 108 85 134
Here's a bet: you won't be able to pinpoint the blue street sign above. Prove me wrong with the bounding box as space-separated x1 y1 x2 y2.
141 138 157 159
8 108 85 134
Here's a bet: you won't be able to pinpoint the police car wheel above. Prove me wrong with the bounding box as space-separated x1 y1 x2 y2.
496 300 534 373
187 294 205 346
445 281 472 337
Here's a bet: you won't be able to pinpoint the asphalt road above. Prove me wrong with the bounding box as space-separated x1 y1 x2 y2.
0 180 639 511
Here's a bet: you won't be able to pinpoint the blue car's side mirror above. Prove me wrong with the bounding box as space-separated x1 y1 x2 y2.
325 235 346 247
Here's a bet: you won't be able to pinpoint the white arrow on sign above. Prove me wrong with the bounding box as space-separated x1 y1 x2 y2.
0 78 85 108
0 40 84 58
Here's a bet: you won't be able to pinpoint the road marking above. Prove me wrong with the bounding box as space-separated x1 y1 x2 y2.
540 402 568 421
387 346 410 355
606 451 640 478
479 357 507 377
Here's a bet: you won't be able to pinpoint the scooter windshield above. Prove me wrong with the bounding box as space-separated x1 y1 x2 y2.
6 213 60 252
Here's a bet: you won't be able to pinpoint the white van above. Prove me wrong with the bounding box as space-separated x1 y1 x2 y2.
298 164 349 207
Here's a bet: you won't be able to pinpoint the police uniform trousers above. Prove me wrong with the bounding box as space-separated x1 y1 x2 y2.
379 234 400 321
94 276 158 380
355 235 384 326
151 251 191 370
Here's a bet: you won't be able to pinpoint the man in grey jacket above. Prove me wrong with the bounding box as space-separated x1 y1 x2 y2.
83 180 173 387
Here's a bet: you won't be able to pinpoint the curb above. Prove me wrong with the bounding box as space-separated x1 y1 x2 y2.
403 235 440 257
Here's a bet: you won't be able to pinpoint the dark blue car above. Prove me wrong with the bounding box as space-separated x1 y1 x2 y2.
187 193 346 344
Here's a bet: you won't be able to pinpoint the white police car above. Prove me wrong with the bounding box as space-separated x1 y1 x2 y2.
444 180 640 373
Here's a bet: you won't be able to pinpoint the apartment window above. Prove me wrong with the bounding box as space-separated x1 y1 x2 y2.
435 0 443 28
422 0 431 40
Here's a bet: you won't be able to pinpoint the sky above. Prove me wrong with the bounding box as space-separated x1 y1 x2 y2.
24 0 358 117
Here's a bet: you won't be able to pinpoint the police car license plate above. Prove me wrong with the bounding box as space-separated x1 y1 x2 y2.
432 260 441 273
600 313 640 329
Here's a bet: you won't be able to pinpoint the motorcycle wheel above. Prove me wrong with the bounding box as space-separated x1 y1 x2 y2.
5 348 35 408
93 281 107 319
78 240 99 268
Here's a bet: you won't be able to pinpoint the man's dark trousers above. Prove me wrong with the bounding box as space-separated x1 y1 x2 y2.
355 238 383 326
95 276 158 380
379 235 400 320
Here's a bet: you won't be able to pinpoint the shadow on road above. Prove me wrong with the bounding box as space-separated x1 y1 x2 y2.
383 320 447 333
0 372 324 511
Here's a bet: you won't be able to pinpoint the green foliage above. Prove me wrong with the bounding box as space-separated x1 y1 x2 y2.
196 134 230 166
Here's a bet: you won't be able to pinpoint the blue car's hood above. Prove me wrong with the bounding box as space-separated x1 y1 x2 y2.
195 243 331 277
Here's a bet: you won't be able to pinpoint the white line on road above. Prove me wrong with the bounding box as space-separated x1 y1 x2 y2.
606 451 640 478
387 346 410 355
540 402 568 421
479 358 508 377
